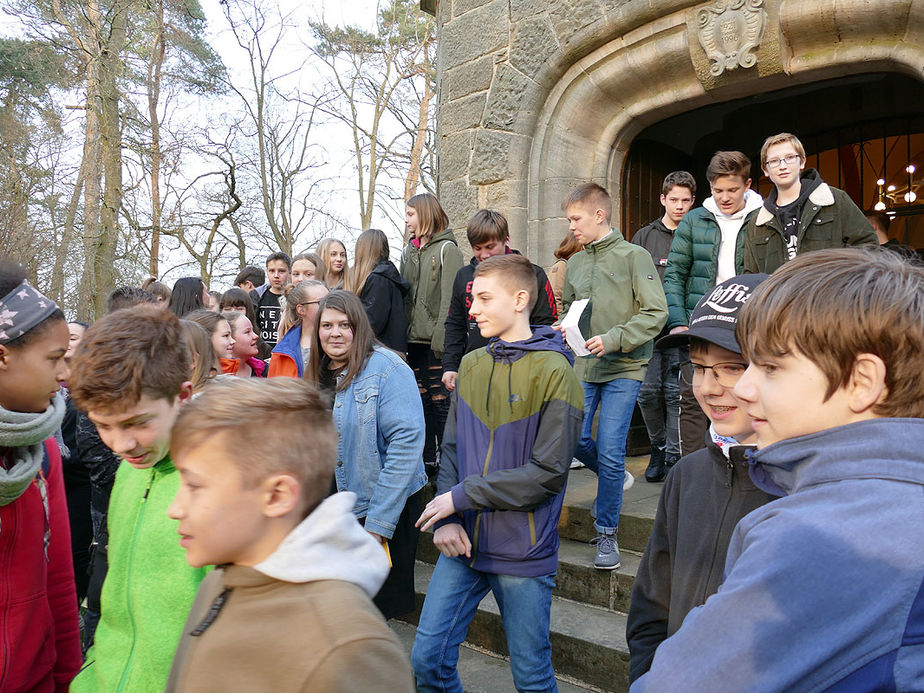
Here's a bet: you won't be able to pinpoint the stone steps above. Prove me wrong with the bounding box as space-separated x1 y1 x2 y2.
397 461 662 692
405 561 631 692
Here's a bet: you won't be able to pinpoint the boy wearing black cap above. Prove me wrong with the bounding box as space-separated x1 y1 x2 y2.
625 274 777 682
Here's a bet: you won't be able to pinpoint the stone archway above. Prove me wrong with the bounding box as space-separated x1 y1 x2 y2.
433 0 924 263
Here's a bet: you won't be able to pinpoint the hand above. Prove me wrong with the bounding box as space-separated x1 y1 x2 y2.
585 335 606 357
433 524 472 558
442 371 458 392
366 530 386 544
669 325 689 335
416 491 456 532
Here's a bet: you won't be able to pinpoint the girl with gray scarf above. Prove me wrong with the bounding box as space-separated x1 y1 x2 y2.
0 260 82 690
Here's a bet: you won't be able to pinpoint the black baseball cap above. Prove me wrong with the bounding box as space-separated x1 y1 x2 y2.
657 273 769 355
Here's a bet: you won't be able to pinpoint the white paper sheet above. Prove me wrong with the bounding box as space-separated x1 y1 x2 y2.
561 299 591 356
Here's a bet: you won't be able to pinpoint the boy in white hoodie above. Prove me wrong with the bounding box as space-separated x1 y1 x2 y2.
662 151 763 454
165 378 414 693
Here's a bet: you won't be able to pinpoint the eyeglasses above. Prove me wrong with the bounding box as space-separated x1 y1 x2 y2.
680 361 747 387
765 154 801 169
298 300 322 306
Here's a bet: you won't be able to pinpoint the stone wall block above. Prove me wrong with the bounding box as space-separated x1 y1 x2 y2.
479 179 528 210
441 92 488 134
453 0 494 19
447 55 495 100
509 15 562 81
510 0 546 21
548 0 605 46
439 131 476 181
441 0 510 71
482 63 541 133
440 178 480 234
470 131 531 186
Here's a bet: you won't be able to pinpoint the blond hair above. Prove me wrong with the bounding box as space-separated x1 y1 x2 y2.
277 279 327 341
737 248 924 418
760 132 806 169
170 378 336 515
316 238 351 289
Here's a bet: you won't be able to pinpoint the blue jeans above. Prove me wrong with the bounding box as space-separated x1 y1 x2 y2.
636 345 684 456
412 555 558 693
575 378 642 534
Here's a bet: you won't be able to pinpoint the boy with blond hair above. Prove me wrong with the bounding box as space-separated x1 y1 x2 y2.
631 248 924 692
742 132 875 273
68 305 209 693
412 254 584 692
165 378 413 692
560 182 668 569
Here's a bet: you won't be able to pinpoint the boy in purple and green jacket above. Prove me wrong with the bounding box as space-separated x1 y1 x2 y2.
412 254 583 693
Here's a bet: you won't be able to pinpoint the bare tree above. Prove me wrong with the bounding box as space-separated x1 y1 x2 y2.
220 0 337 256
309 0 437 229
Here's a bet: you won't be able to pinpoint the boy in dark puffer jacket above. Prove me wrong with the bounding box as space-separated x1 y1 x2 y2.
626 273 776 682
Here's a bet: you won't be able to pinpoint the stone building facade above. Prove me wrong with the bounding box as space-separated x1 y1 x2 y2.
429 0 924 263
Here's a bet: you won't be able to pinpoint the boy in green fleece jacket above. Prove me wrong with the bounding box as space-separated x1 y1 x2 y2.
559 183 668 570
68 304 209 693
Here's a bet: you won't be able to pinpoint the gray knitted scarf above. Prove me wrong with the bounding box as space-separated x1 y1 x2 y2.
0 393 65 507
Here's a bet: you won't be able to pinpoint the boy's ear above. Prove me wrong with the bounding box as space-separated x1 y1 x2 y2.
0 344 10 370
847 353 888 414
744 178 752 191
177 381 194 406
514 289 530 314
261 474 301 518
594 207 607 225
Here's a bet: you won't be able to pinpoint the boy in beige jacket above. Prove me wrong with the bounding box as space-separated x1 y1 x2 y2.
165 378 414 693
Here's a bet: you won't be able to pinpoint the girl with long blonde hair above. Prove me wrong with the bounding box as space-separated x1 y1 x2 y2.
317 238 350 289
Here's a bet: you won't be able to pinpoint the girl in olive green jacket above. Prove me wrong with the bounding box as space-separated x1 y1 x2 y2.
400 193 464 476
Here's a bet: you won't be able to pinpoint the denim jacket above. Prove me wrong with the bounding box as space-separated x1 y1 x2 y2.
331 346 427 538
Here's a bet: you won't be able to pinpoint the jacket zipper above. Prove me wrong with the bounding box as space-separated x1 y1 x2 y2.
469 429 495 565
703 460 735 601
116 470 155 693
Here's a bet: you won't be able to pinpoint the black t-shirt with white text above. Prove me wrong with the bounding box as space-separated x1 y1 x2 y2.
256 290 283 349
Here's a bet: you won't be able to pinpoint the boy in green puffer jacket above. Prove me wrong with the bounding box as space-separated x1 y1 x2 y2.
662 151 763 456
68 304 209 693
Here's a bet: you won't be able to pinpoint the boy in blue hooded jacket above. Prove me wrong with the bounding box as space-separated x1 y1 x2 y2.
412 254 584 693
631 247 924 692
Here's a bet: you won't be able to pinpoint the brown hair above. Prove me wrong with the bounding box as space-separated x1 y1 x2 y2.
304 290 377 391
278 280 327 341
407 193 449 245
474 254 538 311
662 171 697 197
179 319 218 393
292 252 325 284
706 151 751 184
553 231 583 261
760 132 806 169
561 182 612 224
186 309 228 339
141 278 172 303
170 378 336 517
466 210 509 247
69 304 190 412
736 248 924 418
347 229 389 295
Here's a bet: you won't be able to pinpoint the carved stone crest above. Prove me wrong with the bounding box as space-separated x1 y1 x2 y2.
697 0 767 76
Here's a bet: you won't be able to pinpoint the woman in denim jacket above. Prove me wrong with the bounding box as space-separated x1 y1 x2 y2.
305 290 428 619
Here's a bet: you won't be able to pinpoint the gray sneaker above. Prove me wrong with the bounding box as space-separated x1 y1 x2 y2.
591 532 621 570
